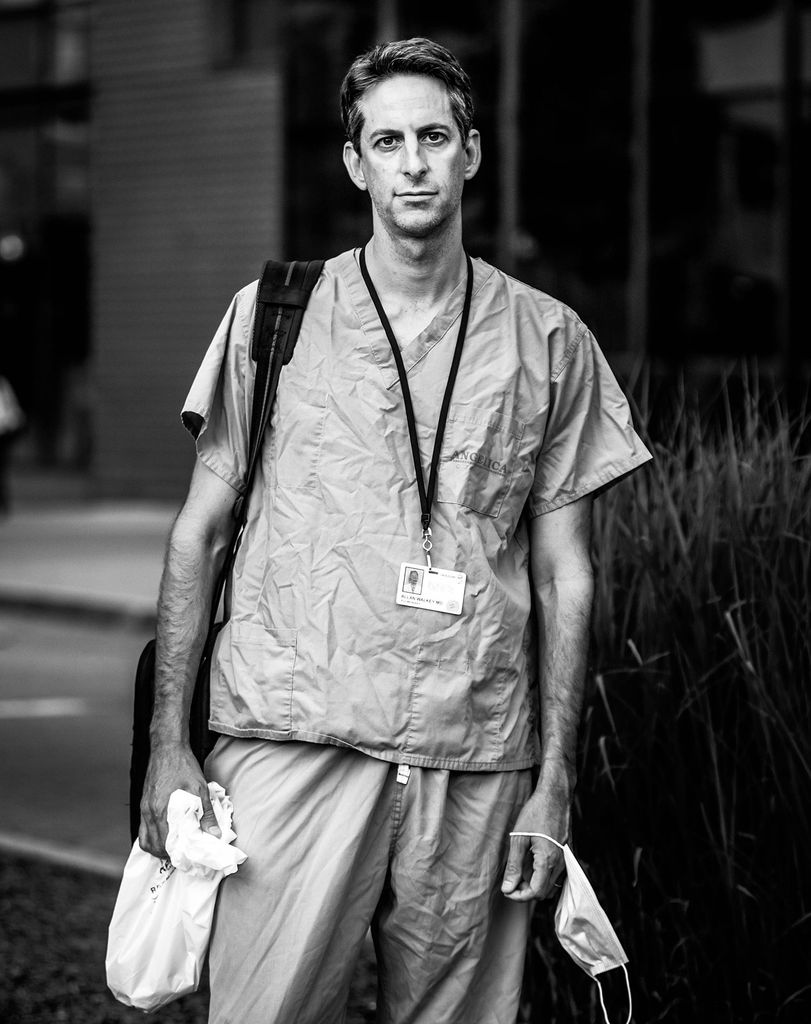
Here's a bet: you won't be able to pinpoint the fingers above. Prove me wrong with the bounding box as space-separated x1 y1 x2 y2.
138 783 173 859
136 755 216 857
138 803 168 860
199 788 222 839
138 791 219 856
525 845 565 901
501 834 529 895
502 836 564 902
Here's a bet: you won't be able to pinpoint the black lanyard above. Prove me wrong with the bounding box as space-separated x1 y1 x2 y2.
359 244 474 544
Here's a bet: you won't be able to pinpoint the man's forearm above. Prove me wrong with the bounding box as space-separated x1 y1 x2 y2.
534 571 594 791
149 510 228 748
501 532 594 899
139 463 236 856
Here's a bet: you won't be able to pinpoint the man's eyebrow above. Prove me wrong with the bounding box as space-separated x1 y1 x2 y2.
368 128 403 141
418 122 454 134
367 121 454 141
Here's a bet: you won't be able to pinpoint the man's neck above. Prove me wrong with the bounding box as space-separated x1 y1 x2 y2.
364 228 467 311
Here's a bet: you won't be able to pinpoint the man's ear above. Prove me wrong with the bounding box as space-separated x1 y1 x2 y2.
343 141 368 192
463 129 482 181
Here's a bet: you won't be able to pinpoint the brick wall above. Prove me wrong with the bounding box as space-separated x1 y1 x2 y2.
92 0 284 498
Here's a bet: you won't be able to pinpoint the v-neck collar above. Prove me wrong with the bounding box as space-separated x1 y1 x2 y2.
337 247 493 390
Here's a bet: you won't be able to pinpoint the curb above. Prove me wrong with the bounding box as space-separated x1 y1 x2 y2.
0 830 126 879
0 589 156 630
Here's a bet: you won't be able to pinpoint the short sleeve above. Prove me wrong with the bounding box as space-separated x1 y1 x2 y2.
527 327 652 517
180 285 257 494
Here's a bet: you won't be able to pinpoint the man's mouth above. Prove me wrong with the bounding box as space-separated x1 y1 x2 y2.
396 191 437 197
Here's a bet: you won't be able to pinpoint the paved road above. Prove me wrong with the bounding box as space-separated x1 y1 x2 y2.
0 610 152 869
0 503 171 621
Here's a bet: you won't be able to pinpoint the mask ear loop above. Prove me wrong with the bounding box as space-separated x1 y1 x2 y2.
509 830 565 850
595 963 632 1024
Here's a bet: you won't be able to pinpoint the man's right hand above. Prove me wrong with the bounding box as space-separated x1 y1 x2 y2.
138 742 221 859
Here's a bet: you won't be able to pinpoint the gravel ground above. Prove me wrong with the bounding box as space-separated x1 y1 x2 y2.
0 854 378 1024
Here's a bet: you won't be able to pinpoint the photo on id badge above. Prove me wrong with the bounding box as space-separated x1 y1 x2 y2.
403 568 424 595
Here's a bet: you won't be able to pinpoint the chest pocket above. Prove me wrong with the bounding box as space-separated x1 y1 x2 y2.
436 405 524 517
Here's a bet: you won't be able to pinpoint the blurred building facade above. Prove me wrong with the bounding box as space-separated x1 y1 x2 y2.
0 0 91 471
92 1 283 495
0 0 808 499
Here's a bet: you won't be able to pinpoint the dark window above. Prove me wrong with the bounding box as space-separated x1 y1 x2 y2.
0 0 91 467
209 0 283 66
735 124 777 209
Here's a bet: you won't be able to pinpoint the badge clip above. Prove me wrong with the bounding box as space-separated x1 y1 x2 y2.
422 527 433 569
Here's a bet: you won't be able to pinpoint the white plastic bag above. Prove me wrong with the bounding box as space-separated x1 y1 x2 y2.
106 782 247 1012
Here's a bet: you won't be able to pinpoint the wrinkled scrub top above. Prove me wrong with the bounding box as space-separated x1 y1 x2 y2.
182 250 652 771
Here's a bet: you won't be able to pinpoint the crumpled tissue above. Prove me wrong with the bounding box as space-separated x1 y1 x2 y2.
165 783 244 877
106 782 247 1012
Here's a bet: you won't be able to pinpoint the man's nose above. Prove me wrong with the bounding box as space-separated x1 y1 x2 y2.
401 139 428 177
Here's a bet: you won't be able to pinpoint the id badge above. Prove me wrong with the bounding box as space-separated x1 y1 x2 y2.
396 562 467 615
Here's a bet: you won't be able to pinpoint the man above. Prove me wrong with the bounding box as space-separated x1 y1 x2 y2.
140 37 651 1024
405 568 422 594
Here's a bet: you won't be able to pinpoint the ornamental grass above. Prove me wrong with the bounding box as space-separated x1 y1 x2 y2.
525 373 811 1023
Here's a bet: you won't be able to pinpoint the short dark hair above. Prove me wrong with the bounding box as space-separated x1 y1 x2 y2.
340 37 475 154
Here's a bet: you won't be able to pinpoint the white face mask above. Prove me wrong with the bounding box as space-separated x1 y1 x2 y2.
510 832 632 1024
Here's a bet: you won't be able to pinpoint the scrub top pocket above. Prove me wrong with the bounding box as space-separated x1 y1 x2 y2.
405 647 505 763
436 405 524 517
211 621 298 733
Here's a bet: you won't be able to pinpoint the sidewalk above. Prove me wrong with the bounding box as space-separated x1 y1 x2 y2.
0 499 175 626
0 493 176 876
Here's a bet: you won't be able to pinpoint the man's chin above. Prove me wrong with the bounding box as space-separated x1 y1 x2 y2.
390 211 445 240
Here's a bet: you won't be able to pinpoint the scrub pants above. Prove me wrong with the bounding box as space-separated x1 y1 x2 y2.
205 736 533 1024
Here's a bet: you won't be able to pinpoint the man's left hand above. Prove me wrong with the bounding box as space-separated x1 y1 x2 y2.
501 780 571 901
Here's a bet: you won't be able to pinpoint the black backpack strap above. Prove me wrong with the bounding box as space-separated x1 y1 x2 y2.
247 259 324 461
207 258 325 629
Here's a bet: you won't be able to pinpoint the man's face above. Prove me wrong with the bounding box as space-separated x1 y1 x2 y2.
343 74 480 242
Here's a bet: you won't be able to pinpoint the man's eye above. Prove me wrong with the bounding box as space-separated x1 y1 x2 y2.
376 136 398 149
423 132 446 144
